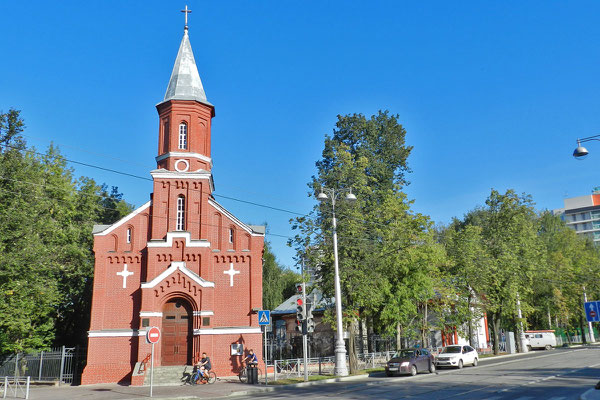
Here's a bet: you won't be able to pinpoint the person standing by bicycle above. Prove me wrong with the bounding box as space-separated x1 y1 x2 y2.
243 349 258 367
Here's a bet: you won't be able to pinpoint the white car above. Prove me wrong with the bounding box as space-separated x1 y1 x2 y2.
435 345 478 369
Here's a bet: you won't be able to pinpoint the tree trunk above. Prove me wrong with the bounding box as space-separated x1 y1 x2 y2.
348 319 358 373
514 317 522 353
358 315 365 354
467 294 473 347
366 315 374 353
579 314 588 344
491 314 501 355
396 322 402 350
422 302 428 348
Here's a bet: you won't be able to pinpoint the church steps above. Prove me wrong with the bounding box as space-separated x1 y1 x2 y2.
142 365 193 386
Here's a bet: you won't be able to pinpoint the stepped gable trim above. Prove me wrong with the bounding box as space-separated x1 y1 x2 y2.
93 201 151 236
141 261 214 289
193 327 261 335
208 198 265 237
147 231 211 248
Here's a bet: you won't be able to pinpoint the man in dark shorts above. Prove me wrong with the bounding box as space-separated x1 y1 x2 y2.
196 352 212 383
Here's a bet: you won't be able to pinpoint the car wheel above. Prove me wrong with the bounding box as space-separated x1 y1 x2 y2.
472 358 478 367
527 345 532 351
385 371 393 377
457 359 463 369
545 345 552 350
410 365 417 376
429 362 435 373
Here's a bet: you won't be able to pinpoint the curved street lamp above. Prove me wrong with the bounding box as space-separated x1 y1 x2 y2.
573 135 600 159
317 186 356 377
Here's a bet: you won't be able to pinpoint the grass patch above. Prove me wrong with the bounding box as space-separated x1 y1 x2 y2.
268 367 385 385
269 374 335 385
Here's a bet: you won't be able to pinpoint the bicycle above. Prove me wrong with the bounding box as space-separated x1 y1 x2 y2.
238 364 263 383
194 368 217 385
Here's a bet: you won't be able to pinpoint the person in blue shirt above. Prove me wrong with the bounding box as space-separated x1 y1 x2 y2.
243 349 258 367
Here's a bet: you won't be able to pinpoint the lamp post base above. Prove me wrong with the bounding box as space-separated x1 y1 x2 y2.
334 342 349 376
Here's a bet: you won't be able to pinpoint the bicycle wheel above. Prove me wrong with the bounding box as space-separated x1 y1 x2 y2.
207 371 217 384
238 368 248 383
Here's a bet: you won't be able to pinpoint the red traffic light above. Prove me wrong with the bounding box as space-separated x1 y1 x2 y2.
296 284 303 293
296 298 303 306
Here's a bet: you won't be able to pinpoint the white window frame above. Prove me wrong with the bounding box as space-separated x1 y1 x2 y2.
178 122 188 150
176 196 186 231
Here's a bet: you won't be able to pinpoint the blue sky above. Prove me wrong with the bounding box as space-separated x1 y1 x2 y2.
2 1 600 269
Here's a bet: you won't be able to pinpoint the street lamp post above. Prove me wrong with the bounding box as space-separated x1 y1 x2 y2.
317 186 356 377
573 135 600 159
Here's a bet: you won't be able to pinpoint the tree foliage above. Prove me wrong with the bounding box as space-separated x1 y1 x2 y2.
0 109 133 353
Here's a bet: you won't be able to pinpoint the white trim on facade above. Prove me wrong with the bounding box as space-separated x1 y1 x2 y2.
147 231 210 248
150 169 211 180
155 151 212 165
193 327 261 335
193 311 214 316
140 312 163 317
93 201 152 236
141 261 215 289
208 199 265 237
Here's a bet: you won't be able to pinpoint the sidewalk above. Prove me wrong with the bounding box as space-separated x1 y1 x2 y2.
23 380 269 400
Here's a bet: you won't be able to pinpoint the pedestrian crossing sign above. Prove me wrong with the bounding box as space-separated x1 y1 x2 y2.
258 310 271 326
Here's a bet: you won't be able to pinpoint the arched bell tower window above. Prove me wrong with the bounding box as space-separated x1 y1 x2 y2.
176 195 186 231
178 122 188 150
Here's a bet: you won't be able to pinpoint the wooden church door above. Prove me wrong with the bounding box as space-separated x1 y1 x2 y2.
161 300 192 365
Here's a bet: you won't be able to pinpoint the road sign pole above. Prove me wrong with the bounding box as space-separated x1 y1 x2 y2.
150 342 154 397
263 325 268 386
583 288 596 342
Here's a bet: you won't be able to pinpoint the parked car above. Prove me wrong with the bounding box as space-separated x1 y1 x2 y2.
524 330 557 350
435 345 478 369
385 348 436 376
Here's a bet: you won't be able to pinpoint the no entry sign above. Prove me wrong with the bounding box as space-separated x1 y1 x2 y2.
147 326 161 344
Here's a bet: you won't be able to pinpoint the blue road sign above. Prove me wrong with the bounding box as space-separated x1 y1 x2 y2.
258 310 271 326
584 301 600 322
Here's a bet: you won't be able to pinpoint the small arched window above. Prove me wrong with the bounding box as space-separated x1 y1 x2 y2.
178 122 188 150
176 196 186 231
126 228 132 244
229 228 234 244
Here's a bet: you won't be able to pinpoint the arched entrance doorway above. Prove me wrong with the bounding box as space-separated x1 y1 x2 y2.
162 299 192 365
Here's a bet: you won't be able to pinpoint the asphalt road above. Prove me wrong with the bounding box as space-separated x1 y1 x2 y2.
235 347 600 400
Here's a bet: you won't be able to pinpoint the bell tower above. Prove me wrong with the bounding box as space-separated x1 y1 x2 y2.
155 18 215 174
150 13 215 241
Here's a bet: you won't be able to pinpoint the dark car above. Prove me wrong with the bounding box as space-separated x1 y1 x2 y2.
385 348 435 376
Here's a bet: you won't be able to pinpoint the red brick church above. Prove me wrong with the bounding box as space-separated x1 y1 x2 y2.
81 15 265 385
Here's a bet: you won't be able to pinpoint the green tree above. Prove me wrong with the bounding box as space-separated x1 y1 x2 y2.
0 109 133 353
291 111 442 372
262 241 300 311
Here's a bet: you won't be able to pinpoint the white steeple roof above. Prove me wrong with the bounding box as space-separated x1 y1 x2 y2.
162 27 211 106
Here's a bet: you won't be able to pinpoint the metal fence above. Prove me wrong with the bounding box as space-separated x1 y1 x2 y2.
272 351 396 380
0 376 30 399
0 346 83 385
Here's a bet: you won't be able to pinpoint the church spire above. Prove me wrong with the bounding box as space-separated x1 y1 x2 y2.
162 6 211 106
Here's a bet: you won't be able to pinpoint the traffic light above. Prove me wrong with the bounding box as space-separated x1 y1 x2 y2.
306 302 315 333
296 283 304 294
295 318 303 332
296 297 306 321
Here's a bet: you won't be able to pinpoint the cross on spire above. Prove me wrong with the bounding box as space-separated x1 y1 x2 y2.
181 5 192 28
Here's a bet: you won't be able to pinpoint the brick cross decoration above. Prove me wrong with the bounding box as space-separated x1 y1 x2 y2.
117 264 134 289
223 263 240 287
